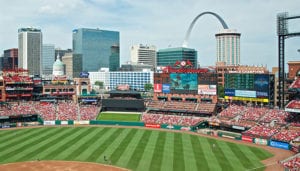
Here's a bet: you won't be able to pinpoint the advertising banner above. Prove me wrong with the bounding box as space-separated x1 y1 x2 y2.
235 90 256 98
225 89 235 96
44 121 55 126
180 127 191 131
242 135 253 142
198 85 217 95
162 84 171 93
269 140 290 150
145 124 161 128
154 84 162 93
61 121 68 125
254 138 268 145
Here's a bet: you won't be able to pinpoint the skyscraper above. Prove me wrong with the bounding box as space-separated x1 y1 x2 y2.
72 28 119 72
130 44 157 69
42 44 55 75
215 29 241 65
109 45 120 71
2 48 18 70
157 47 197 68
18 28 42 75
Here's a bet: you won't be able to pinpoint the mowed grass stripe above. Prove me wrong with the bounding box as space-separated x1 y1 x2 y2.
74 127 116 161
0 128 32 143
190 135 209 171
173 133 185 171
51 127 99 160
161 132 174 171
149 131 166 171
207 138 234 171
126 130 152 170
0 128 62 163
0 128 50 150
109 129 138 164
45 127 95 160
94 128 132 163
237 146 266 168
65 127 108 161
248 146 273 160
226 142 256 169
115 129 145 168
10 127 76 162
135 130 159 171
86 128 124 162
200 138 222 170
182 134 198 171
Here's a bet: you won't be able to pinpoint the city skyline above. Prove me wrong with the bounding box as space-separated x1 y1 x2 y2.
0 0 300 70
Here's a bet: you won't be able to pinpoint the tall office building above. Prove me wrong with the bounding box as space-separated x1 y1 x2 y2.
157 47 197 68
42 44 55 75
215 29 241 65
72 28 119 72
61 53 83 78
1 48 18 70
130 44 156 69
18 28 42 75
109 45 120 71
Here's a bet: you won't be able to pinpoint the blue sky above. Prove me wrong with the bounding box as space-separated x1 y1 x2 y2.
0 0 299 69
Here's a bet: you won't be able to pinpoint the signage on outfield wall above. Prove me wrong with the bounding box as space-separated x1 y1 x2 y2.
61 121 68 125
269 140 290 150
242 135 253 142
254 138 268 145
285 108 300 113
44 121 55 126
180 127 191 131
145 124 161 128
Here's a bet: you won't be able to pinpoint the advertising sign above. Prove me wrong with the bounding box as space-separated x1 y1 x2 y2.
225 89 235 96
154 84 162 93
232 125 245 131
145 124 161 128
162 84 171 93
269 140 290 150
235 90 256 98
254 138 268 145
242 135 253 142
44 121 55 126
198 85 217 95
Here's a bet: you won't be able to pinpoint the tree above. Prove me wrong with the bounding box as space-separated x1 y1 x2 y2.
95 81 104 89
217 84 225 98
144 83 153 92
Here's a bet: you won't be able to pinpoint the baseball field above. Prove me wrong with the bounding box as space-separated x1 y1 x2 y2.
0 126 272 171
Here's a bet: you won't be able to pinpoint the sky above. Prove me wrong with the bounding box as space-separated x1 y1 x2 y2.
0 0 299 70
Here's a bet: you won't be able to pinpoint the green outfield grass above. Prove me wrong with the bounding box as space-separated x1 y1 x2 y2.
97 112 141 122
0 127 273 171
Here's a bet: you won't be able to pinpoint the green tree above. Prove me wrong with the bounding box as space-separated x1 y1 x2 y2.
95 81 104 89
217 84 225 98
144 83 153 92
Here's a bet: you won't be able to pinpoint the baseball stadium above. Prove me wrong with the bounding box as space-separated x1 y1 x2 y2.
0 67 299 171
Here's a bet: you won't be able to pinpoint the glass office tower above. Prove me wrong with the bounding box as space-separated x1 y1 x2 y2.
72 28 120 72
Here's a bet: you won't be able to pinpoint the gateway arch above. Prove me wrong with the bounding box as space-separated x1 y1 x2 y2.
182 11 229 47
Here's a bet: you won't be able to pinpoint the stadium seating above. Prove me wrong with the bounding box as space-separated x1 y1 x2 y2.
281 157 300 170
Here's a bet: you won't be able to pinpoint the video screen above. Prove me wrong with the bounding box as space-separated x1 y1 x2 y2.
170 73 198 91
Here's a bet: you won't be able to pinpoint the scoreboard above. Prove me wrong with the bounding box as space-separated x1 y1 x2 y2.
224 73 271 99
225 73 254 90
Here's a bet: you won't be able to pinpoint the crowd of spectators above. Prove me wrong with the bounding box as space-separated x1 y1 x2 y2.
281 156 300 170
141 113 205 126
272 128 300 143
0 101 100 121
243 125 279 139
